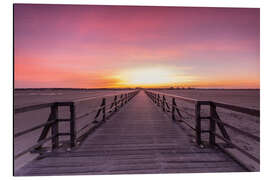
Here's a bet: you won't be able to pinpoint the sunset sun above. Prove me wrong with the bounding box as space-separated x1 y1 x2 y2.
119 67 179 87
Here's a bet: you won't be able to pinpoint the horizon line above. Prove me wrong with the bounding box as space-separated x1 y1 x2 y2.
14 87 260 90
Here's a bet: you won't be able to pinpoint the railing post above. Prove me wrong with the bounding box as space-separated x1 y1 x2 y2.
120 94 123 107
114 95 118 112
157 94 160 106
195 102 202 145
125 94 127 104
209 102 216 146
51 103 59 150
162 95 165 111
70 102 76 148
172 98 176 121
102 98 106 121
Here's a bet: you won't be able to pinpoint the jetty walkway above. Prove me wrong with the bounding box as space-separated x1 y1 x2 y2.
15 91 247 175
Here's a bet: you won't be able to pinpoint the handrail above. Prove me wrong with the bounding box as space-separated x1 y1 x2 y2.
146 90 198 103
15 103 54 114
14 120 56 138
213 101 259 117
14 90 139 160
73 91 133 103
147 90 259 116
14 92 137 137
14 92 133 114
216 120 259 142
145 89 260 171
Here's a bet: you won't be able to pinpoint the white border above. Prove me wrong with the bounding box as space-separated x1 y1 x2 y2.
12 0 261 8
1 0 270 179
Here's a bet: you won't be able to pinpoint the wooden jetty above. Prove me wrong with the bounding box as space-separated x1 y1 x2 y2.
14 90 259 176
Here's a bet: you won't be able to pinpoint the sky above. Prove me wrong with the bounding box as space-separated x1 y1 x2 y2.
14 4 260 89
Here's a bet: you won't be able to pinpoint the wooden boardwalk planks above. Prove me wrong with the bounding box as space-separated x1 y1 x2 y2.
15 91 246 176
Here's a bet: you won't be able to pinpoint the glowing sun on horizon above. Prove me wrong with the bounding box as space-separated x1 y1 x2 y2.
118 67 180 87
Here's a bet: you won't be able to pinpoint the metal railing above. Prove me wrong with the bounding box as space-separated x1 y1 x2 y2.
14 90 139 159
145 90 260 171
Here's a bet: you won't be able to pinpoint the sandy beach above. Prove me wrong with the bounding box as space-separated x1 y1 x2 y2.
14 89 260 172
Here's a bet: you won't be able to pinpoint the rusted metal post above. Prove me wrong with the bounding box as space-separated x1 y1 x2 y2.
209 102 216 146
172 98 176 121
70 102 76 147
51 103 59 150
195 102 202 145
